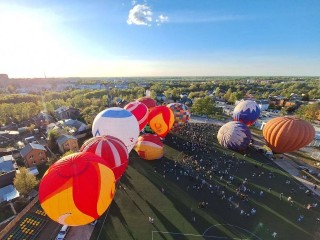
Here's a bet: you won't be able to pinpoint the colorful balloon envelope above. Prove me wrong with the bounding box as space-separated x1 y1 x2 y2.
134 134 164 160
263 116 315 153
137 97 156 110
124 101 148 131
217 121 252 151
80 136 129 181
167 103 191 128
39 152 115 226
92 107 139 153
233 100 261 126
148 106 174 138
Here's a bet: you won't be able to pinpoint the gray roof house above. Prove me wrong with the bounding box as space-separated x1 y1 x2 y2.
20 143 46 158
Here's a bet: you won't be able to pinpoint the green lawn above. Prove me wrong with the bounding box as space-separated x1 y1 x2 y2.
90 135 320 240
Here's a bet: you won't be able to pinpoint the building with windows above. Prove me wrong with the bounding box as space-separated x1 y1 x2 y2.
56 135 79 153
20 143 47 167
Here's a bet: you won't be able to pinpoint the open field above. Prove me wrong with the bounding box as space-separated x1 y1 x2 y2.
90 129 320 240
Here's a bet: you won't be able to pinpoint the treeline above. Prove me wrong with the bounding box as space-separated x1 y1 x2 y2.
0 78 319 125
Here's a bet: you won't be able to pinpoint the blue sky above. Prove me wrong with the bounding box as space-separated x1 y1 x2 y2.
0 0 319 77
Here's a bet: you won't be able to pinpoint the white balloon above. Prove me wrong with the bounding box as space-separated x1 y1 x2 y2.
92 107 139 153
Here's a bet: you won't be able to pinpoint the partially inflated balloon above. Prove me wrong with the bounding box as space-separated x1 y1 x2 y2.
137 97 156 110
233 100 261 126
80 136 128 180
124 101 148 131
39 152 115 226
263 116 315 153
92 107 139 153
134 134 163 160
217 121 251 151
148 106 174 138
167 103 190 128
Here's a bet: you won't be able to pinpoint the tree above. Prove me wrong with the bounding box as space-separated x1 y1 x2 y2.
296 103 320 121
13 167 39 196
191 96 219 116
224 88 232 102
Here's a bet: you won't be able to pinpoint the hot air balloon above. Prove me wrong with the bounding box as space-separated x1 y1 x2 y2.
233 100 261 126
39 152 115 226
92 107 139 153
262 116 315 153
167 103 191 128
137 97 156 110
217 121 252 151
124 101 148 131
80 136 129 181
148 106 174 138
134 134 163 160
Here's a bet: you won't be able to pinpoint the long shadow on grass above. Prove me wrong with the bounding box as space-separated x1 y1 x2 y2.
132 162 239 239
111 201 137 240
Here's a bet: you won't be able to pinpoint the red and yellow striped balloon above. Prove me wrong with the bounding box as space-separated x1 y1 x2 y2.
80 136 129 180
148 106 174 138
39 152 115 226
124 101 149 131
134 134 163 160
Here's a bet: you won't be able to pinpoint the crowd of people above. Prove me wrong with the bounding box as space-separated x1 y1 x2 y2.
152 122 320 237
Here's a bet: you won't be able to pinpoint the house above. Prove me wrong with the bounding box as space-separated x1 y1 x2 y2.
20 143 47 168
156 94 167 102
33 111 55 128
58 119 88 133
0 185 19 203
0 147 20 158
56 135 79 153
55 106 80 120
256 100 270 111
0 155 17 188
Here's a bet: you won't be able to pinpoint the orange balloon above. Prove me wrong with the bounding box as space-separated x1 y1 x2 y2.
262 116 315 153
148 106 174 138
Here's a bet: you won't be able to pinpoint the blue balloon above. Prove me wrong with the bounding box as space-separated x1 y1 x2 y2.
233 100 261 126
217 122 251 151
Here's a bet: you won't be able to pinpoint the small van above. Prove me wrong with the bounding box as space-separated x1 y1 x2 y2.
56 225 70 240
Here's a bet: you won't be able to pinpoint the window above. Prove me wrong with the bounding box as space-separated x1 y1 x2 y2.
33 161 36 164
65 143 69 147
39 152 43 156
41 158 45 161
29 155 33 159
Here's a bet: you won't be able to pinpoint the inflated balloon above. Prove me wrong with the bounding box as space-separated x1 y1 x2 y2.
233 100 261 126
134 134 163 160
217 121 251 151
137 97 156 110
92 107 139 153
263 116 315 153
80 136 128 180
39 152 115 226
148 106 174 138
124 101 148 131
167 103 191 128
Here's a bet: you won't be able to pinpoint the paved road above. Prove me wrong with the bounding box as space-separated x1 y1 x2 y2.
66 224 94 240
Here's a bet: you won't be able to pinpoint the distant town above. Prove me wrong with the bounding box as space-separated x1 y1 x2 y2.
0 73 320 239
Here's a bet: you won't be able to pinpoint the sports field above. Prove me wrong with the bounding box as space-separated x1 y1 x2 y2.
90 130 320 240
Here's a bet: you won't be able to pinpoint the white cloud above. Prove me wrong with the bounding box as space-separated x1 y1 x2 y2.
156 14 169 26
127 4 152 26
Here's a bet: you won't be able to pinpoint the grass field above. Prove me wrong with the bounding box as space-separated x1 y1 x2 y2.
90 132 320 240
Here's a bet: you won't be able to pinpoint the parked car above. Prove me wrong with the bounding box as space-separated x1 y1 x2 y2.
56 225 70 240
90 220 98 226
